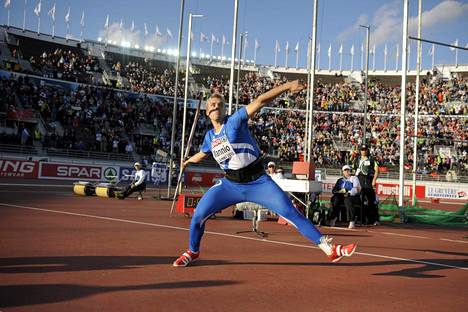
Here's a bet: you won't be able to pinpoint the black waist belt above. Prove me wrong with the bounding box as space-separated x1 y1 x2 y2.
224 158 265 183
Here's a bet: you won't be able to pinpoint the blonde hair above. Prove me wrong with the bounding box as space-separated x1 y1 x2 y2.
207 93 225 105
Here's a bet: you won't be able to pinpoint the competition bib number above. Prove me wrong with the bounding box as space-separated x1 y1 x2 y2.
211 135 236 163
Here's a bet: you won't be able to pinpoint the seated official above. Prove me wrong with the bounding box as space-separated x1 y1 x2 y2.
117 162 147 199
329 165 361 229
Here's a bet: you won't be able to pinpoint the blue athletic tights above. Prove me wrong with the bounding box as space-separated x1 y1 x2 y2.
189 174 323 252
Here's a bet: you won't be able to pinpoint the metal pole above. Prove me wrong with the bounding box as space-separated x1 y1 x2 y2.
412 0 422 206
228 0 239 115
399 0 409 211
167 0 185 197
304 37 312 159
23 0 27 31
306 0 318 163
236 32 244 111
178 13 202 193
360 25 370 146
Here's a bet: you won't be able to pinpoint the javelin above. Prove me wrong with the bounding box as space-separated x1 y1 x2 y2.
170 94 203 217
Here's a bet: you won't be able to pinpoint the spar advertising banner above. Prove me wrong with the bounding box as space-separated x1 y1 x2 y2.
0 159 39 179
119 163 168 184
39 162 103 180
426 185 468 200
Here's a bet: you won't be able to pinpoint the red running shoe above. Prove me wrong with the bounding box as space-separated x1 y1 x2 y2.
318 236 357 263
329 243 357 263
173 250 199 267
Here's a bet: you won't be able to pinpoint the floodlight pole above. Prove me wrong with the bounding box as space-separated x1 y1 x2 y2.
399 0 409 212
167 0 185 197
306 0 318 163
228 0 239 115
178 13 203 194
359 24 370 146
412 0 422 206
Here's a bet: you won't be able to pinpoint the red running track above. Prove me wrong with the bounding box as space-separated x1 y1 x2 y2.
0 180 467 312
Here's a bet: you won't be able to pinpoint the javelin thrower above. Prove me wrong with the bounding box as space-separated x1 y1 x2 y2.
173 80 357 267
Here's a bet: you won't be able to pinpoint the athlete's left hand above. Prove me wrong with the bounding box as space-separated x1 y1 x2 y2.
289 80 306 94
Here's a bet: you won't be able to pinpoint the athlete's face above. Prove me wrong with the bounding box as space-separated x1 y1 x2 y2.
206 97 225 122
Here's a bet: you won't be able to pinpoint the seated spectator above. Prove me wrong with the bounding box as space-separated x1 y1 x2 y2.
116 162 147 200
328 165 361 229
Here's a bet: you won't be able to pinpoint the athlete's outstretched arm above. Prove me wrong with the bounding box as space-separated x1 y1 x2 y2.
184 151 208 167
245 80 305 118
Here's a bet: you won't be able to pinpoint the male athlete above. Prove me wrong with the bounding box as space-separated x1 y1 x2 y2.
173 80 356 267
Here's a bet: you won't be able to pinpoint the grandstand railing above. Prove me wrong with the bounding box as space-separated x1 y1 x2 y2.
44 148 134 162
0 144 38 156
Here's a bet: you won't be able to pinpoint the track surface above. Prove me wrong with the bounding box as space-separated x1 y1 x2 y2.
0 180 467 312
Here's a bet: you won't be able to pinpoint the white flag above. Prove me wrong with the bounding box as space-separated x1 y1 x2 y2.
80 11 85 27
211 33 217 44
222 34 226 45
48 3 56 21
65 7 70 23
384 43 387 56
275 40 280 52
327 44 331 57
166 28 173 39
295 42 299 52
34 0 41 16
428 45 433 56
396 44 399 56
255 39 260 49
144 23 148 36
350 44 354 56
4 0 11 9
371 44 375 54
200 32 208 42
450 39 458 51
155 25 161 37
285 41 289 51
104 15 109 29
119 19 123 31
130 20 134 32
338 43 343 54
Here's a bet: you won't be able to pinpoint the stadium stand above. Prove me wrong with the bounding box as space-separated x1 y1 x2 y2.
1 26 467 181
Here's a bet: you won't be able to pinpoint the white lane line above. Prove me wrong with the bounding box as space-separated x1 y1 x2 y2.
440 238 468 244
1 202 467 271
367 230 431 240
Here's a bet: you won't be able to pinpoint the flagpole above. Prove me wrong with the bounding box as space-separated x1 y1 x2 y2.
7 6 10 28
328 45 331 71
372 45 376 71
285 42 289 68
210 36 214 62
52 21 55 38
339 45 342 72
455 42 458 67
228 0 239 115
295 44 299 69
242 34 247 66
317 43 320 70
384 44 387 71
396 44 399 71
221 36 225 62
360 44 364 71
412 0 422 206
398 0 409 212
23 0 27 31
254 40 257 65
431 43 435 69
37 15 40 35
307 0 318 163
167 0 185 198
350 45 354 72
274 41 278 67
